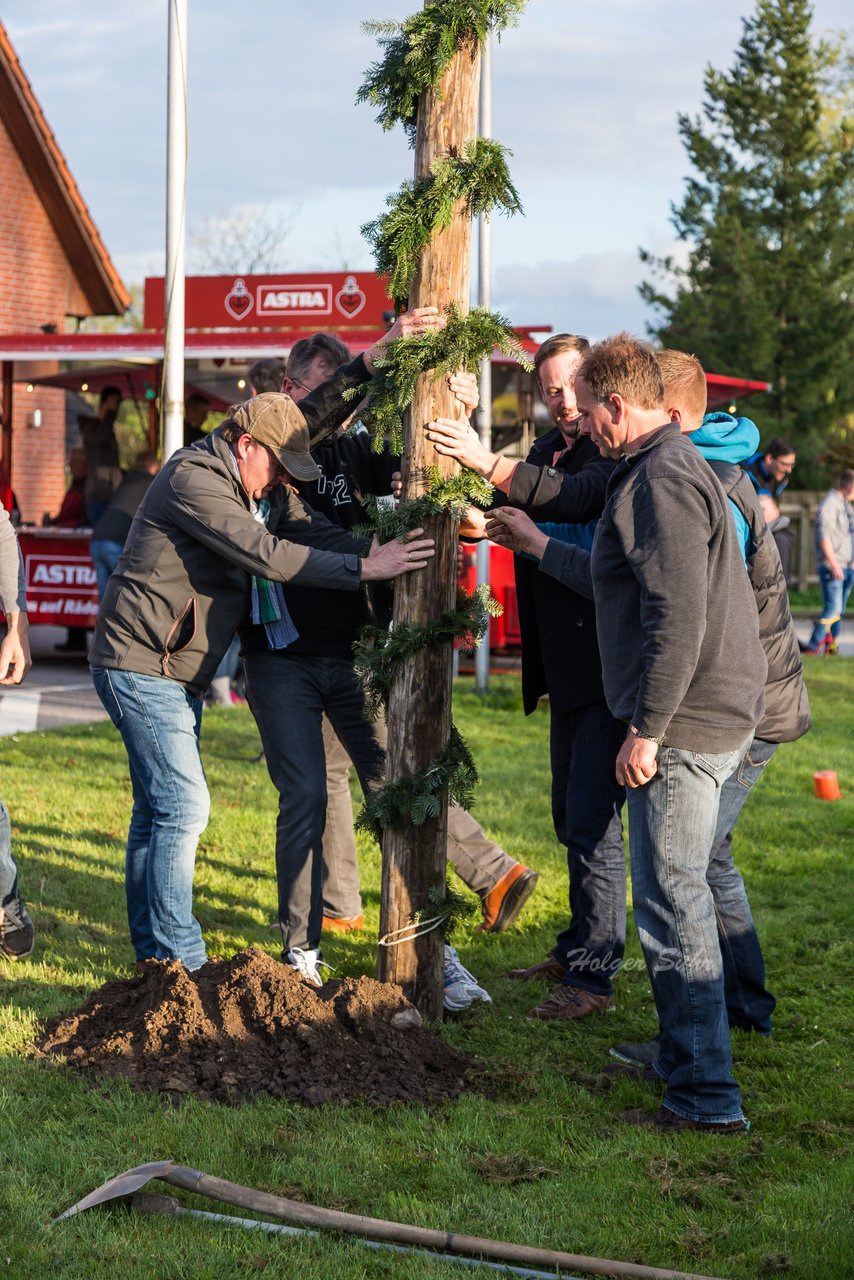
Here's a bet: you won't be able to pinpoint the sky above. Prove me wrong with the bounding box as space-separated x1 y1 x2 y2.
4 0 852 341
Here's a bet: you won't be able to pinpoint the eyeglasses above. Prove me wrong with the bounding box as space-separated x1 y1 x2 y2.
261 445 286 477
288 373 323 395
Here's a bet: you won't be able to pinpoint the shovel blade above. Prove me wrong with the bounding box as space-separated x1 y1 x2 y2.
54 1161 176 1221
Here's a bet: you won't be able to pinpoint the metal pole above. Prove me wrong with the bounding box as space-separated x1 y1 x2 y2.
474 31 492 692
163 0 188 460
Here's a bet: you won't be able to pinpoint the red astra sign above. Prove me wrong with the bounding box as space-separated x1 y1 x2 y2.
18 532 99 628
143 272 394 331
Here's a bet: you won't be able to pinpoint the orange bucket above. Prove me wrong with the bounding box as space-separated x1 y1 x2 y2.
814 771 842 801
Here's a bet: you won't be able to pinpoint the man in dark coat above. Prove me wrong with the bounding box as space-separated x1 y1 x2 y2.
429 334 628 1021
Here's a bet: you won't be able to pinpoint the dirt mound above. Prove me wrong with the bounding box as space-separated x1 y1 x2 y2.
34 947 472 1106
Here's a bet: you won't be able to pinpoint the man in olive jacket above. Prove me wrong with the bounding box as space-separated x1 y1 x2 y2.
90 312 440 972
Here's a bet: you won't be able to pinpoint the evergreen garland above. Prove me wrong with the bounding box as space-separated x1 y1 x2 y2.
345 303 532 453
363 139 522 305
356 466 494 543
352 2 528 863
354 584 501 721
358 1 525 143
415 883 479 939
356 724 480 842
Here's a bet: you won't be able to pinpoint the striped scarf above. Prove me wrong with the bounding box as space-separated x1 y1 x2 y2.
227 447 298 650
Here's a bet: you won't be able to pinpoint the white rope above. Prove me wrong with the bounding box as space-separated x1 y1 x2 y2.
377 913 448 948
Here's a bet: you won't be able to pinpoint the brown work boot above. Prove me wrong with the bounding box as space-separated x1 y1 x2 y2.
322 914 365 933
478 863 539 933
622 1106 750 1134
506 950 567 982
529 983 615 1021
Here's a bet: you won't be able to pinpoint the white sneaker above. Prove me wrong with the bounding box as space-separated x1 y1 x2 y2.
443 944 492 1012
286 947 326 989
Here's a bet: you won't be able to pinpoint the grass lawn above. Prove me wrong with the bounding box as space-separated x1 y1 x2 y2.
786 585 822 612
1 664 852 1279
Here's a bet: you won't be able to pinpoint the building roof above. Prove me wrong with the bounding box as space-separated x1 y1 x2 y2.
0 21 130 317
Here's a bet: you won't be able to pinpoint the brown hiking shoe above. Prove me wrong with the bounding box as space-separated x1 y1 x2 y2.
622 1105 750 1134
529 983 615 1021
478 863 539 933
506 951 567 983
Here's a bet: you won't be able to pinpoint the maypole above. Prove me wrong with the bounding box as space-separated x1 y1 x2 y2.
355 1 528 1017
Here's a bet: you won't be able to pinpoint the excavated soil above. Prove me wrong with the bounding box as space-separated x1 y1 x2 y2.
34 947 472 1107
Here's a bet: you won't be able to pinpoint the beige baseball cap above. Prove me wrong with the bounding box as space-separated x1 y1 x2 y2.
226 393 320 481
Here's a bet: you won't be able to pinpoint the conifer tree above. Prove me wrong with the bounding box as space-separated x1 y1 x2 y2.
640 0 854 479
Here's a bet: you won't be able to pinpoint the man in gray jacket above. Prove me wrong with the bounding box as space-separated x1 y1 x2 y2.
488 334 767 1133
90 311 440 973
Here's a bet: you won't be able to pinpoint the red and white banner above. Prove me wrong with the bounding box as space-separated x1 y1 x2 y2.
19 532 98 627
143 272 393 331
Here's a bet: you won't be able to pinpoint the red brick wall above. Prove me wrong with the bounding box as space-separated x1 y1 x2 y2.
0 114 89 521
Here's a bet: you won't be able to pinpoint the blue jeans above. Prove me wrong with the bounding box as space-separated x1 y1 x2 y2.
89 539 125 600
244 652 386 952
710 737 777 1034
0 799 19 904
91 666 209 969
808 565 854 647
551 701 627 997
627 739 751 1124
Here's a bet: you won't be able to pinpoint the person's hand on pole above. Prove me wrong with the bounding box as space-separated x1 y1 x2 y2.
484 507 548 560
363 307 446 374
459 506 487 540
361 528 435 580
0 611 31 685
615 732 659 789
427 417 498 477
448 371 479 416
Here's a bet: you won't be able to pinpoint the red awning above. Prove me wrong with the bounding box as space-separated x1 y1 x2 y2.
0 325 550 363
705 373 770 408
0 330 771 407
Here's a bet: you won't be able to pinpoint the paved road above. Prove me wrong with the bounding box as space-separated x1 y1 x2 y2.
1 618 851 738
0 626 106 735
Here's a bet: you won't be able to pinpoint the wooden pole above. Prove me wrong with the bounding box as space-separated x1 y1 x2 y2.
377 31 482 1018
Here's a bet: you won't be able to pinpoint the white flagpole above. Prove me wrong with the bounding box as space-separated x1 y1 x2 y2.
163 0 188 459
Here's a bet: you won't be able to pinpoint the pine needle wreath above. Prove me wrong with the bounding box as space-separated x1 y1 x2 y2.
358 1 526 142
356 724 480 842
415 883 479 939
354 584 501 721
363 138 522 304
345 303 532 453
356 466 494 544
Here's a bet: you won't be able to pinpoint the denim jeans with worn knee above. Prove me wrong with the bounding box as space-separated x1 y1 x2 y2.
709 737 777 1034
808 565 854 648
0 799 19 905
551 701 627 997
91 666 209 970
627 738 752 1124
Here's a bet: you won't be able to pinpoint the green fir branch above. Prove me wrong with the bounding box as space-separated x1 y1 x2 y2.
363 139 522 304
414 883 479 940
358 1 526 142
347 304 531 453
356 724 480 842
354 584 502 720
356 466 494 543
